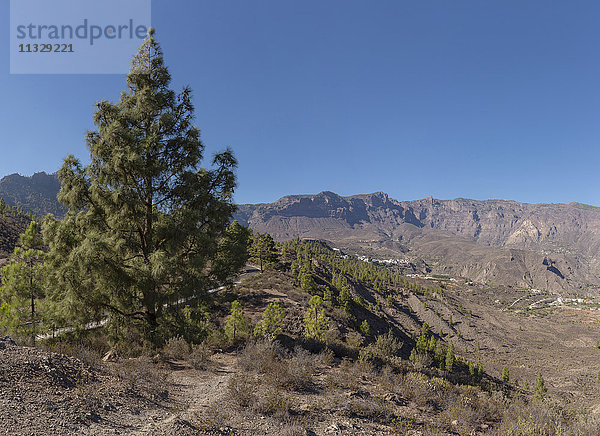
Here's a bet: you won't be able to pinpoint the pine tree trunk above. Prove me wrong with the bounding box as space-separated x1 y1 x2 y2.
146 311 158 346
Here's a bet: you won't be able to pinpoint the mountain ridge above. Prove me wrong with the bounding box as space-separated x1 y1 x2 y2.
234 191 600 293
2 173 600 293
0 172 66 218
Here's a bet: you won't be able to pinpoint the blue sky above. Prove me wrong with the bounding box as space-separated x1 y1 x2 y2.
1 1 599 205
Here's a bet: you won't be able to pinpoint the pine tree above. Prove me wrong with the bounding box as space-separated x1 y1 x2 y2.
42 30 243 347
338 283 352 313
254 300 286 340
421 322 431 338
323 285 335 306
415 323 430 354
224 300 248 344
502 366 510 383
445 342 455 373
0 221 47 345
534 373 547 401
427 336 436 353
434 340 446 367
299 270 317 293
249 232 278 272
360 319 370 337
212 221 251 285
304 295 328 341
409 348 417 362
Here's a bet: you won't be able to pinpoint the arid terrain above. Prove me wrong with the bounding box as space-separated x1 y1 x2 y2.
4 247 600 435
3 183 600 434
235 191 600 293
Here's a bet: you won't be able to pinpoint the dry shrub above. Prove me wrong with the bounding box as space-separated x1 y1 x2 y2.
189 343 211 370
278 423 306 436
411 351 433 371
373 330 402 359
439 399 480 434
161 335 190 360
323 372 340 393
392 415 417 434
277 347 315 391
237 340 316 392
355 355 377 379
378 365 399 392
433 384 506 433
332 358 363 391
319 347 335 366
253 386 293 419
494 398 600 436
569 412 600 436
44 341 102 369
325 326 342 344
116 356 168 400
399 372 436 407
238 339 284 374
346 331 364 348
227 373 256 408
328 355 378 393
344 397 395 423
195 403 230 432
497 414 562 436
469 388 505 424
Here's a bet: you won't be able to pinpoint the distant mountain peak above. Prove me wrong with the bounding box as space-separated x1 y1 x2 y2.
233 190 600 292
0 172 65 218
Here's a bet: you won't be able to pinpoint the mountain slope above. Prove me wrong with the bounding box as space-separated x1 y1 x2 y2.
234 191 600 292
0 201 33 263
0 172 66 218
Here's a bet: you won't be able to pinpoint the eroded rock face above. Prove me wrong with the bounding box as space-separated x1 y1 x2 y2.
234 192 600 292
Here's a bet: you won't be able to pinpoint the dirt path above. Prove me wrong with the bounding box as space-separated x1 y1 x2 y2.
129 353 237 435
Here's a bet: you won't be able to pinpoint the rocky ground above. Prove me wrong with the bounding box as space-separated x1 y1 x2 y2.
0 336 174 436
6 264 600 434
0 334 488 435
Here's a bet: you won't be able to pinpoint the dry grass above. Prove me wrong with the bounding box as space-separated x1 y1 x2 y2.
43 340 105 369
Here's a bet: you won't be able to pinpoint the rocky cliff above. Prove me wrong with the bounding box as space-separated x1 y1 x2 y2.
0 172 66 218
235 192 600 293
